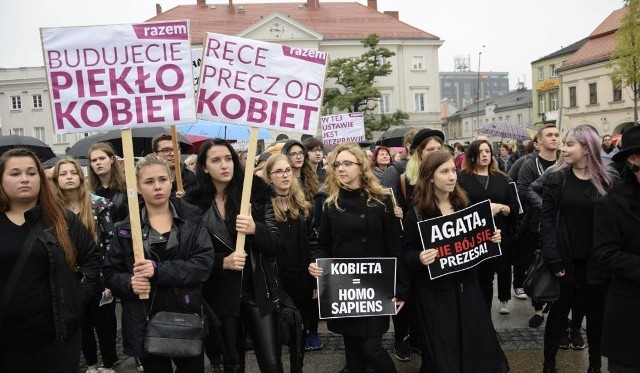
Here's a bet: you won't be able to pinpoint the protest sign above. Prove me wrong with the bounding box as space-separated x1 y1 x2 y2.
321 112 365 145
316 258 397 319
417 199 501 280
41 21 197 134
197 33 328 134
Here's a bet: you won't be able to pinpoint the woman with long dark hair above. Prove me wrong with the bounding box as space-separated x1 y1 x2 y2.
534 124 617 373
51 157 118 373
87 142 128 223
402 150 508 373
0 148 100 372
103 155 213 373
188 138 284 373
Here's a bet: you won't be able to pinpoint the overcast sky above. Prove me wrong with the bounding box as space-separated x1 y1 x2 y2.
0 0 624 90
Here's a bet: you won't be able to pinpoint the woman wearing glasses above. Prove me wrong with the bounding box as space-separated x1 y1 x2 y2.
263 153 313 372
308 143 407 373
282 140 319 203
188 138 284 373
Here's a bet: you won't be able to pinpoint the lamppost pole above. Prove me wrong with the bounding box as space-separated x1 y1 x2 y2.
476 45 485 130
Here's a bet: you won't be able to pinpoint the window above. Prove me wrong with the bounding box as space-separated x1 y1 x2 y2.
613 86 622 101
32 94 43 109
589 83 598 104
538 94 546 113
550 64 557 77
12 128 25 136
34 127 46 142
375 56 388 67
505 115 510 121
569 87 577 107
414 93 425 112
517 114 523 124
11 96 22 110
56 133 67 143
538 67 544 81
379 94 391 114
412 56 425 70
550 91 559 111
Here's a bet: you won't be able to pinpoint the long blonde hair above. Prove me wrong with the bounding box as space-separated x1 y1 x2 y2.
51 157 98 243
262 154 311 222
324 143 390 211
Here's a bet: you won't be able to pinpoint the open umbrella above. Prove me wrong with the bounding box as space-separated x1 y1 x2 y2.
176 120 272 142
66 133 106 159
99 127 192 157
0 135 56 162
477 121 531 141
376 126 412 147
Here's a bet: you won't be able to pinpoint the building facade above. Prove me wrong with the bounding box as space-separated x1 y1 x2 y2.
440 71 509 111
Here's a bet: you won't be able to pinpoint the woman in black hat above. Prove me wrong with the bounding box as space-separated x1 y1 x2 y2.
593 126 640 373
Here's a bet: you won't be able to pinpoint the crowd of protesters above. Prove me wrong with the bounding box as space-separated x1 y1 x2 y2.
1 123 639 373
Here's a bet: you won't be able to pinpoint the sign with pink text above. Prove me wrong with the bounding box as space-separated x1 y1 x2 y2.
321 112 365 146
41 21 197 134
197 33 328 135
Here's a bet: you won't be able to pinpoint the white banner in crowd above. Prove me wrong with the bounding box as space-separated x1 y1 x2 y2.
41 21 197 134
321 112 366 145
197 33 328 134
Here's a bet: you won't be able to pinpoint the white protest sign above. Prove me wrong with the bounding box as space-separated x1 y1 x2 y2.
197 33 328 134
321 112 366 146
41 21 197 134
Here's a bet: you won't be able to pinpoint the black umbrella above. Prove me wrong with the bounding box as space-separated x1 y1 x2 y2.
0 135 56 162
98 127 192 157
42 155 89 168
66 133 105 159
376 126 412 147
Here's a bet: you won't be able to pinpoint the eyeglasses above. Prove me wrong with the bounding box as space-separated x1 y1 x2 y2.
270 168 292 178
287 151 305 159
157 147 175 156
332 160 361 169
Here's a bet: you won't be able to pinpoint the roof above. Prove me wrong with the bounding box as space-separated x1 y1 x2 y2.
147 2 440 44
558 7 626 72
531 37 588 64
447 89 532 120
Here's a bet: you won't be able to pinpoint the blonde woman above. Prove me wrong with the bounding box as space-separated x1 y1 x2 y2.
51 157 117 373
308 143 407 373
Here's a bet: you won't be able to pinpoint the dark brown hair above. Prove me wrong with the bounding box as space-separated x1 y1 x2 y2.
413 150 469 216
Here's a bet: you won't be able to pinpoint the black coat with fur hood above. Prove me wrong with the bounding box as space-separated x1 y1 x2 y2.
194 176 283 317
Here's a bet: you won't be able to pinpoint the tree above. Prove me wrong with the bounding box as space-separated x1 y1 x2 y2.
609 0 640 124
323 34 409 139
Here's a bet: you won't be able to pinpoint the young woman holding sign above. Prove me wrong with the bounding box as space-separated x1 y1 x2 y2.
308 143 407 373
188 138 284 373
402 150 509 373
102 155 214 373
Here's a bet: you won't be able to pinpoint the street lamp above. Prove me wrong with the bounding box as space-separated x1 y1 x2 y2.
476 45 485 130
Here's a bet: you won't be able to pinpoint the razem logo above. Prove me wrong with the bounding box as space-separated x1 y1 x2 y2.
133 21 189 40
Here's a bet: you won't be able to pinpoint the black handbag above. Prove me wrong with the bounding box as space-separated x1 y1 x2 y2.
144 310 204 357
523 249 560 302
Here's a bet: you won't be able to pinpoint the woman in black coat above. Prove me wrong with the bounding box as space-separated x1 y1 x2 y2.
592 126 640 373
457 140 518 314
188 138 284 373
103 155 214 373
308 143 407 373
402 150 508 373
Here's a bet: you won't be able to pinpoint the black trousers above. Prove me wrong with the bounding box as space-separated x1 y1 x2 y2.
477 252 512 308
0 328 81 373
343 335 397 373
81 293 118 367
140 354 204 373
543 281 606 368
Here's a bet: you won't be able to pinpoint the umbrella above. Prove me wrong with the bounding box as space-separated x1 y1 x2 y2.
66 133 105 159
99 127 192 157
42 155 89 168
176 120 272 142
0 135 56 162
477 121 532 141
376 126 413 147
183 134 211 154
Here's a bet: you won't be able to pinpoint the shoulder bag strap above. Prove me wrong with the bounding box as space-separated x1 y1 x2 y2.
0 220 43 323
400 174 408 201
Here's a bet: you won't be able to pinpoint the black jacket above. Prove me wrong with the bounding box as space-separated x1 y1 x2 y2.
102 198 214 357
593 176 640 368
197 176 283 318
517 152 553 234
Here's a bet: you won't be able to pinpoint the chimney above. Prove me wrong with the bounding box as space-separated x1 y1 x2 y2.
156 3 162 15
384 11 399 19
228 0 234 13
307 0 319 8
197 0 206 5
367 0 377 11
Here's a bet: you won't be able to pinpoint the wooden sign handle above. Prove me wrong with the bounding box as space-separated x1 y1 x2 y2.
169 125 184 194
121 129 148 300
235 127 260 254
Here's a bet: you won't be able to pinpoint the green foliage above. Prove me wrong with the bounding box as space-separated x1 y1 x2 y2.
609 0 640 122
323 34 408 138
